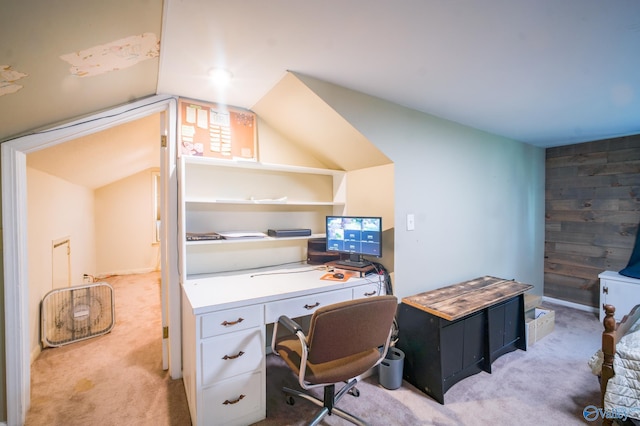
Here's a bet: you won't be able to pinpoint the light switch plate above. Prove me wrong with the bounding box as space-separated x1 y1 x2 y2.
407 213 415 231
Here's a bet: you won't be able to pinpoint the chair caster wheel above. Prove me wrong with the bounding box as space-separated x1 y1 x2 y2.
285 396 295 405
348 387 360 397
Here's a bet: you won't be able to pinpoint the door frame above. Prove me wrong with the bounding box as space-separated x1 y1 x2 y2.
1 94 180 426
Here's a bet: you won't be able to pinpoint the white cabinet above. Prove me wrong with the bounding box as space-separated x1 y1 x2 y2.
179 156 347 277
599 271 640 322
182 297 266 426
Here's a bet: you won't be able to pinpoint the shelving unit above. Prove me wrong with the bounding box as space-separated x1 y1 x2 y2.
179 156 347 277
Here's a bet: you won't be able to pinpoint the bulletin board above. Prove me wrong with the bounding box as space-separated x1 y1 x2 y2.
178 98 257 160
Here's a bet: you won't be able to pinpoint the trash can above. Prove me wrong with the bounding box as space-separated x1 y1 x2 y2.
379 347 404 390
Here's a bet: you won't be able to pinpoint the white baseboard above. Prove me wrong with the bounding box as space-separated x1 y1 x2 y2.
95 268 159 279
542 296 599 314
31 345 42 366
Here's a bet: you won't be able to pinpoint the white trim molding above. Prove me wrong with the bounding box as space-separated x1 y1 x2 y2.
2 94 180 425
542 296 599 314
2 144 30 426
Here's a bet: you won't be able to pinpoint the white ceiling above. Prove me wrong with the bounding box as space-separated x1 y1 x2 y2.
26 114 161 189
158 0 640 148
5 0 640 190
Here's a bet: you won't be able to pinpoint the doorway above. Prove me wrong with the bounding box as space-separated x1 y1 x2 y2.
26 113 161 362
2 95 180 426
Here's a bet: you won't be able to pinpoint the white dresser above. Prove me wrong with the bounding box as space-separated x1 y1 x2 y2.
599 270 640 322
181 265 385 426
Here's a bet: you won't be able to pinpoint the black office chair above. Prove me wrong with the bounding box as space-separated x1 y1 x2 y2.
271 295 398 426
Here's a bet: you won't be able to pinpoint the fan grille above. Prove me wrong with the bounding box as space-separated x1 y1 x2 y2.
41 282 115 347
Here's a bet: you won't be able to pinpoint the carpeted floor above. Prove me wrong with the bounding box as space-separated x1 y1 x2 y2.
26 272 612 425
256 301 605 426
26 272 191 426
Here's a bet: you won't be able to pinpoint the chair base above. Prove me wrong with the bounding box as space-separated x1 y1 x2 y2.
282 379 369 426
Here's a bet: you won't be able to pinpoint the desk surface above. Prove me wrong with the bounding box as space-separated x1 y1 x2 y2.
402 276 533 321
183 264 381 315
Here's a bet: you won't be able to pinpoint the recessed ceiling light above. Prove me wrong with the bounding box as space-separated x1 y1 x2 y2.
209 68 233 86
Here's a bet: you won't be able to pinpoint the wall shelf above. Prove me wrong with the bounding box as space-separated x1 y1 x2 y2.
179 156 346 276
185 199 345 206
182 155 344 176
185 233 326 246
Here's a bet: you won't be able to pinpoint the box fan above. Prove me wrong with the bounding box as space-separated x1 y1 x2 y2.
41 282 115 347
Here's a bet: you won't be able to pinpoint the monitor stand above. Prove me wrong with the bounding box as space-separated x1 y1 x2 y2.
335 254 371 269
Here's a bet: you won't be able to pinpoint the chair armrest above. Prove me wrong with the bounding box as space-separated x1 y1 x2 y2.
271 315 307 355
278 315 303 334
272 315 312 388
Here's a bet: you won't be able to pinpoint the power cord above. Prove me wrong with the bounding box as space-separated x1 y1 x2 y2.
370 261 393 296
369 261 399 346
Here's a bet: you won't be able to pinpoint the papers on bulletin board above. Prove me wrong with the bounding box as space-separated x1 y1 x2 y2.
178 98 257 161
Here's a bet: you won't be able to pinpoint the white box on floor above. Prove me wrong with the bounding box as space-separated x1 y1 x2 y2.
524 294 542 313
525 308 555 348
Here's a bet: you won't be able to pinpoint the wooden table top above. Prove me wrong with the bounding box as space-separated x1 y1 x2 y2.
401 276 534 321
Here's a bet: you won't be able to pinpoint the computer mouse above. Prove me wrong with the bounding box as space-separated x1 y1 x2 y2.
333 273 344 279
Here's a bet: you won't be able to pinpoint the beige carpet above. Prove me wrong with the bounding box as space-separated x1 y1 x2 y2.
257 302 606 426
26 272 612 425
26 272 191 426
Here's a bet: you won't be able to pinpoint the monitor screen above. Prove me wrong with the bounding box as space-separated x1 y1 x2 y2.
326 216 382 267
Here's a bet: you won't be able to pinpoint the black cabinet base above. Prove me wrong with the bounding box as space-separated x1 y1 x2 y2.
396 295 526 404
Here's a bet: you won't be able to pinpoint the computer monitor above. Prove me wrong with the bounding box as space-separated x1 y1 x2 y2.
325 216 382 268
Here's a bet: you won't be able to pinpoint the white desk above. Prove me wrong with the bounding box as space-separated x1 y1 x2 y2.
181 265 386 426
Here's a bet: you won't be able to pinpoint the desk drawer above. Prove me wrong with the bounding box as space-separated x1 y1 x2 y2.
201 305 263 339
202 370 264 426
265 288 352 323
353 282 384 299
202 328 264 386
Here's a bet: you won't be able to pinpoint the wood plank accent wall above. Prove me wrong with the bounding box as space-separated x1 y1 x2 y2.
545 135 640 308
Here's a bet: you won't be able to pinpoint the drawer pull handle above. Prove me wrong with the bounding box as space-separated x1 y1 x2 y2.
304 302 320 310
222 351 245 360
364 291 376 296
221 318 244 327
223 395 245 405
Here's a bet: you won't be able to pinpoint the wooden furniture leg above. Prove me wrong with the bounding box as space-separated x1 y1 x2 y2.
601 304 616 426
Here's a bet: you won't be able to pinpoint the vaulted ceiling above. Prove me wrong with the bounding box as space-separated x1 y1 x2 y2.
158 0 640 148
26 113 161 189
2 0 640 187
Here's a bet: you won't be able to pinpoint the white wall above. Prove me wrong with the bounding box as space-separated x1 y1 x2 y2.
298 74 545 299
347 163 395 271
27 167 96 360
257 118 328 168
25 165 160 360
94 168 160 276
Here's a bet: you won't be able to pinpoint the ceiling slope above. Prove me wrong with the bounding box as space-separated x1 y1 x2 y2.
252 72 390 172
3 1 640 149
157 0 640 148
0 0 162 142
26 113 160 189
